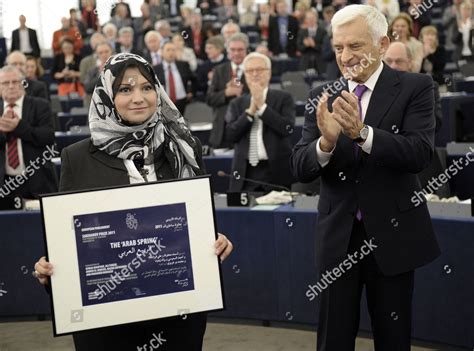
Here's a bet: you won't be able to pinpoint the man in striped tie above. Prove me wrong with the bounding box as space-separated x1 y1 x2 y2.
0 66 57 199
225 52 295 192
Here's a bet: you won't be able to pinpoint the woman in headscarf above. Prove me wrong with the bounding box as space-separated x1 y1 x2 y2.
33 53 233 350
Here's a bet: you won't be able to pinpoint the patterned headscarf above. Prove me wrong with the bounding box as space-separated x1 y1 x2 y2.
89 53 199 178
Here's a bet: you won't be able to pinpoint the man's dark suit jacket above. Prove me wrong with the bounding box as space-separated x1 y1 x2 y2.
225 89 295 191
0 96 58 198
11 28 41 58
268 15 299 57
296 27 327 71
25 79 49 101
196 56 228 94
154 60 196 114
291 64 441 276
206 61 247 148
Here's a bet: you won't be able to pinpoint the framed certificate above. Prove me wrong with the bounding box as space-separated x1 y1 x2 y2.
40 176 224 336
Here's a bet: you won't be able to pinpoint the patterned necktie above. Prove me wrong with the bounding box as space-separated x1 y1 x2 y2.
353 85 368 221
248 116 259 167
167 65 176 102
6 104 20 169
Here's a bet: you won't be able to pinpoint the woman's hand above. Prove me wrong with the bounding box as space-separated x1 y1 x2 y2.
215 233 233 262
33 256 53 285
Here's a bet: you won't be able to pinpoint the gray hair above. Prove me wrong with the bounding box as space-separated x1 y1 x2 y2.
227 32 249 48
243 52 271 70
221 22 241 36
144 30 163 43
95 41 115 53
6 51 27 64
206 35 225 51
118 26 134 36
0 65 25 80
331 4 388 44
102 22 118 35
155 20 171 31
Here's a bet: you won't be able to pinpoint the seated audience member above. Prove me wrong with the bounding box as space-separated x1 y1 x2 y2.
239 0 258 26
216 0 240 24
11 15 41 58
148 0 170 20
133 2 154 51
452 1 474 63
154 41 196 115
52 37 84 97
103 23 119 50
206 33 249 149
204 22 219 40
6 52 48 101
268 0 299 57
172 34 198 72
384 41 445 195
225 52 295 191
406 0 431 38
389 13 423 73
155 20 173 41
257 3 271 41
221 22 241 44
79 33 107 85
196 36 227 93
321 5 335 32
52 17 84 56
81 0 99 32
142 31 163 66
0 66 58 199
297 9 327 71
83 42 114 109
25 56 45 83
109 2 133 31
419 25 446 84
182 13 209 60
110 0 132 18
293 1 310 25
115 27 143 56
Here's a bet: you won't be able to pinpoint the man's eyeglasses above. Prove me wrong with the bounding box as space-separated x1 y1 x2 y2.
0 80 22 88
245 68 270 75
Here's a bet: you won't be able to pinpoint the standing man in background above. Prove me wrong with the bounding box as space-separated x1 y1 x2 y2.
225 52 295 191
11 15 41 58
206 33 249 149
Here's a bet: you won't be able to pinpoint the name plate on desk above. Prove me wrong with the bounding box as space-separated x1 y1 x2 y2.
40 176 224 336
0 196 23 211
227 192 256 207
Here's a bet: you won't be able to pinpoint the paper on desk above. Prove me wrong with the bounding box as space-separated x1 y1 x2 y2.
256 191 298 205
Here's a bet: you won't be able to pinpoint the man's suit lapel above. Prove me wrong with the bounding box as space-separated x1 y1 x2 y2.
22 96 32 125
364 65 401 128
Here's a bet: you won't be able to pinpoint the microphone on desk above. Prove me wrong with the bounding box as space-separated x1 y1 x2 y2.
217 170 295 206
